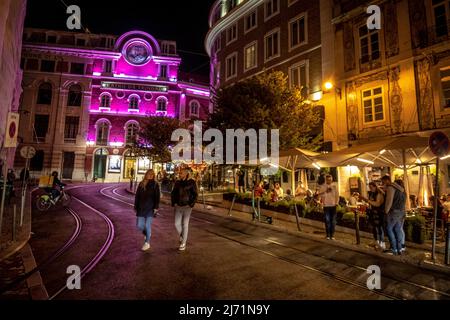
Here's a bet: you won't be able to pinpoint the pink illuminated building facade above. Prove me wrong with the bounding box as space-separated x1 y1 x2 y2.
16 29 210 181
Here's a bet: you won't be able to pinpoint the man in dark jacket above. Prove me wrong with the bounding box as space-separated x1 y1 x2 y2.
171 168 198 251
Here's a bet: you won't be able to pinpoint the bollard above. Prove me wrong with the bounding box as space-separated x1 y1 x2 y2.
228 194 236 216
12 205 16 242
293 204 302 232
355 210 361 245
446 223 450 266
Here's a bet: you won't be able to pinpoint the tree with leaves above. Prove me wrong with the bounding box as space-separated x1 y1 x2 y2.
208 71 322 151
137 116 187 163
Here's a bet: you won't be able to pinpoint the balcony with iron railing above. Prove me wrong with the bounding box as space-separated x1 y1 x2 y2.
417 19 450 48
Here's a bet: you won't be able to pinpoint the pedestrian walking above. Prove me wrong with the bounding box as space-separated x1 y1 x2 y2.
171 168 198 251
318 175 339 240
134 169 160 252
382 175 406 255
360 182 386 249
238 170 245 193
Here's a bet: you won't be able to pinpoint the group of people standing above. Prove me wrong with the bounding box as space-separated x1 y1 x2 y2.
320 174 407 255
134 168 198 252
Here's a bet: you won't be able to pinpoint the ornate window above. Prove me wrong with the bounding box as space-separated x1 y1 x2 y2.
190 100 200 117
100 93 112 109
67 84 82 107
156 97 168 112
362 87 384 124
125 121 139 145
37 82 52 105
128 94 140 110
96 120 110 146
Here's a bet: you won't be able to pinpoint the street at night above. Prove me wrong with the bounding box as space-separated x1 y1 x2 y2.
0 183 446 300
3 0 450 316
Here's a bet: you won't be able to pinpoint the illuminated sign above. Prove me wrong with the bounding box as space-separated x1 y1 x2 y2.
101 82 168 92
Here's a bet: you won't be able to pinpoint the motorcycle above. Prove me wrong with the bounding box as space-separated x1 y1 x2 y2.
36 186 71 212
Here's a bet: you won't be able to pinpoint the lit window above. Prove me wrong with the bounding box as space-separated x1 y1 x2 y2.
362 87 384 123
440 67 450 108
160 65 168 79
244 43 257 71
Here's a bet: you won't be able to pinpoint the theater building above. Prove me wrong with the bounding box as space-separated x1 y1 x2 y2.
16 29 209 182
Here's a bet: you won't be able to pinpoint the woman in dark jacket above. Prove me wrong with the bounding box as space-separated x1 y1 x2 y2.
134 169 160 251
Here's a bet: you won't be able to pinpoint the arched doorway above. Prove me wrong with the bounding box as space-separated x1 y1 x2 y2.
94 148 108 180
123 149 137 179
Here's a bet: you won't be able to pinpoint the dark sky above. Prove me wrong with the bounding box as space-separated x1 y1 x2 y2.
24 0 216 77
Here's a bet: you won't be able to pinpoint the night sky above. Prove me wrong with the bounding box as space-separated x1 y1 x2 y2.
24 0 216 77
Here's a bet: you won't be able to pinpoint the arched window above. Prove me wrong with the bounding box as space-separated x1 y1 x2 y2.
100 94 111 109
156 97 167 112
125 122 139 145
190 100 200 116
128 95 140 110
67 84 82 106
37 82 52 105
96 120 110 146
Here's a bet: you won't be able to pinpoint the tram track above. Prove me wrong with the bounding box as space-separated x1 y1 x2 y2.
109 185 450 300
0 185 116 300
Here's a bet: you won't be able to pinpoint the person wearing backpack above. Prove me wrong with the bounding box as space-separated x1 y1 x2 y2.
171 168 198 251
381 175 406 255
134 169 160 251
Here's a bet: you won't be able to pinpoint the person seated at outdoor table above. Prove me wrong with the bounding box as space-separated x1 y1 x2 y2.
274 182 284 199
255 181 265 198
348 192 360 206
270 189 278 202
284 189 294 201
295 182 308 199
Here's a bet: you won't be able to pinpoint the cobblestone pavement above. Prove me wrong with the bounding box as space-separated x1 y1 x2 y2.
0 251 29 300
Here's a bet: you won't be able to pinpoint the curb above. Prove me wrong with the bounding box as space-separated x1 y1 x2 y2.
0 190 33 262
20 244 48 300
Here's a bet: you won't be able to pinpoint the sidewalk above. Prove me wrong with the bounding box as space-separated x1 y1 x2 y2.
127 188 450 275
0 186 48 300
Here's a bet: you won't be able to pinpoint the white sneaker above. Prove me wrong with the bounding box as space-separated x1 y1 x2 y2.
141 243 151 251
179 243 186 251
380 242 386 250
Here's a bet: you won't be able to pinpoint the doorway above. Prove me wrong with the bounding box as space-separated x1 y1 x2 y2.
62 152 75 180
93 148 108 179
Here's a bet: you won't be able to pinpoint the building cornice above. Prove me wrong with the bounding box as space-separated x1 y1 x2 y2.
23 44 121 59
205 0 263 57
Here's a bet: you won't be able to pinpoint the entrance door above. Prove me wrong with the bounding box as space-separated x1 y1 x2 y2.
94 149 108 179
62 152 75 179
124 158 136 179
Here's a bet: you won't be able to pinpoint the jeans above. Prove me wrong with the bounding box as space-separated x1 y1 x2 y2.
386 210 405 253
137 214 153 243
175 205 193 245
324 206 337 238
372 225 384 243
